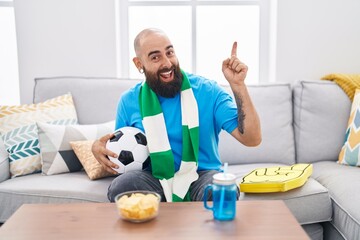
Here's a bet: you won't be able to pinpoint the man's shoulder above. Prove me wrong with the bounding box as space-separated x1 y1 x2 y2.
186 72 221 92
123 82 142 96
121 81 142 98
187 72 211 82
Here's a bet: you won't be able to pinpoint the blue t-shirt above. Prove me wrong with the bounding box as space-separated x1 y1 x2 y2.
115 73 238 171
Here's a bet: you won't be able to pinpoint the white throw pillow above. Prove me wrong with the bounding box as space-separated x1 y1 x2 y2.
37 121 114 175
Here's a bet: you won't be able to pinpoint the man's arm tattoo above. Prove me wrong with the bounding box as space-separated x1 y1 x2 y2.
234 94 246 134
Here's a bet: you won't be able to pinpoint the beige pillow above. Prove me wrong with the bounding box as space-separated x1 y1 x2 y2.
70 140 116 180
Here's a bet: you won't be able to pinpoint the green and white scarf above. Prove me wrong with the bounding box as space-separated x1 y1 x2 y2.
139 69 199 202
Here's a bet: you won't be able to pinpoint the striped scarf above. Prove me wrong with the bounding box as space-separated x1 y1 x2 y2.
139 70 199 202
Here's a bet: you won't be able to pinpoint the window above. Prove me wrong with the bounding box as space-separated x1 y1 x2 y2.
1 1 272 105
117 0 266 84
196 5 259 85
0 0 19 105
128 5 192 78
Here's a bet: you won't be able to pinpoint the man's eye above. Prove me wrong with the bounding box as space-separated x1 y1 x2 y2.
167 51 174 56
151 56 159 61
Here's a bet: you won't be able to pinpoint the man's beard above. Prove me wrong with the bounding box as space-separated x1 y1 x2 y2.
144 64 183 98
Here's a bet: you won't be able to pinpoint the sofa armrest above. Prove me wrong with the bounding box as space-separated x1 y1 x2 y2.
0 137 10 182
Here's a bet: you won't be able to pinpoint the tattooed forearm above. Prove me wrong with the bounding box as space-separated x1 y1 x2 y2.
234 93 246 134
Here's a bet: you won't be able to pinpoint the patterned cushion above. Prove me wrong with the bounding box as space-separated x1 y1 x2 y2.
37 121 114 175
338 89 360 166
0 93 78 178
70 140 116 180
0 137 10 182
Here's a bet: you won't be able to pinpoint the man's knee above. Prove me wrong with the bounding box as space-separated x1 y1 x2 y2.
107 171 140 202
190 170 219 201
107 170 163 202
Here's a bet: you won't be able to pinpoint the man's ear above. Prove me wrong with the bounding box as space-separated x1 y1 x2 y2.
133 57 143 73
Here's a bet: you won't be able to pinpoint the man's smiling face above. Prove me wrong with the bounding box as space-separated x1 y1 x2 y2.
133 29 183 98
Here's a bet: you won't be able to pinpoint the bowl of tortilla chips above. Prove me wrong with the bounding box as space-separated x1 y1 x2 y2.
115 190 161 223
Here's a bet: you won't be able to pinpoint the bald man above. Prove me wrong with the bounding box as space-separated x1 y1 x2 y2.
92 28 261 202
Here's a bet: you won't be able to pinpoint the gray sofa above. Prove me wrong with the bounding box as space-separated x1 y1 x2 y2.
0 77 359 240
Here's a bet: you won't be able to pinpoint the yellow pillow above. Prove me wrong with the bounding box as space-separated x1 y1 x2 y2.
239 163 313 193
70 140 116 180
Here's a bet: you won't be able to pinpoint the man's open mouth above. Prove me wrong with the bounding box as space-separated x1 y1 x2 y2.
159 69 174 82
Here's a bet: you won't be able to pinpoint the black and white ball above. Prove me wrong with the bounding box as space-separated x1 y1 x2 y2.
106 127 150 174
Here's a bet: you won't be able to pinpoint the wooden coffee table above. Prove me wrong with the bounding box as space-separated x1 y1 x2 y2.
0 200 308 239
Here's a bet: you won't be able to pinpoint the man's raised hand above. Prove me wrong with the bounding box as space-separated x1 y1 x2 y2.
222 41 248 86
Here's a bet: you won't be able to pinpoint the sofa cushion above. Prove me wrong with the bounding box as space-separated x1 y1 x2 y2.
219 83 295 165
229 163 332 225
70 140 116 180
322 221 346 240
293 80 351 163
302 223 323 240
0 93 78 178
34 77 140 124
0 172 115 222
312 161 360 240
37 121 114 175
338 89 360 166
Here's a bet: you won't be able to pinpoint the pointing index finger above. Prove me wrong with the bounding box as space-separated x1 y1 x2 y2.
231 41 237 57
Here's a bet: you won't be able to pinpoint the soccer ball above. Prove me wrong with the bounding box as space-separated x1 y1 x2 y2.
106 127 150 174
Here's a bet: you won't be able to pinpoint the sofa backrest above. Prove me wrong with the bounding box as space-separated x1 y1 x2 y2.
34 77 297 166
34 77 140 124
219 83 295 165
293 80 351 163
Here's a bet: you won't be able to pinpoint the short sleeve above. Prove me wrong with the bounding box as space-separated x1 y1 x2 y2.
114 83 144 132
115 96 128 131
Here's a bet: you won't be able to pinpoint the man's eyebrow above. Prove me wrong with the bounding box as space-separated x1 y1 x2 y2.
148 45 174 57
148 50 160 57
166 45 174 50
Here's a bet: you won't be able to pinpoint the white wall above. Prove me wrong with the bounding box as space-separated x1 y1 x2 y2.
14 0 117 104
13 0 360 104
276 0 360 83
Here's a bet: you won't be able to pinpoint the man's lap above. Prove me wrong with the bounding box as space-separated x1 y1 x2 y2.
107 170 220 202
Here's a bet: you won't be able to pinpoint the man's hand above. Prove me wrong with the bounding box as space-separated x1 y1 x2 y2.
222 42 248 86
91 133 119 174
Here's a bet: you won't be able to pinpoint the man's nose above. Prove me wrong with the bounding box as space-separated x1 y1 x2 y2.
161 56 172 69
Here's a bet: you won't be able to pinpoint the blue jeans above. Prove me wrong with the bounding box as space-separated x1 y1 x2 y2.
107 170 223 202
